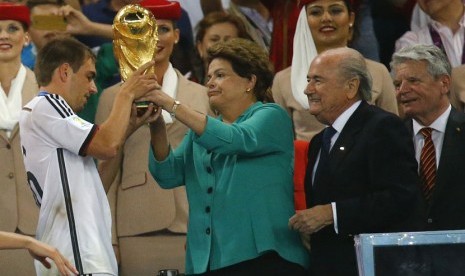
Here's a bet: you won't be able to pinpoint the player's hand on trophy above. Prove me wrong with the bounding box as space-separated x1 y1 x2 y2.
120 60 158 100
125 97 161 137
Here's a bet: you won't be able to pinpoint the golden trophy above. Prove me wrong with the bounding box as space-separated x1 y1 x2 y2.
113 4 158 81
113 4 158 114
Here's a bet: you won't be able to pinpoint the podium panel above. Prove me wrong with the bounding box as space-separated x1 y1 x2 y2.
355 230 465 276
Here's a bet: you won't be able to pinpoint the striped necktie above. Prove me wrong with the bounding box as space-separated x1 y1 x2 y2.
420 127 436 201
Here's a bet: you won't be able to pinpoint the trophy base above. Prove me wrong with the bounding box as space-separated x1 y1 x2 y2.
135 101 157 116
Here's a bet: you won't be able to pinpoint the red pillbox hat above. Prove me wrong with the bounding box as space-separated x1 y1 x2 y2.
139 0 181 20
0 3 30 27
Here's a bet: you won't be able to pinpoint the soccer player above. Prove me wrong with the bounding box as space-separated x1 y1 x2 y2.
19 37 158 276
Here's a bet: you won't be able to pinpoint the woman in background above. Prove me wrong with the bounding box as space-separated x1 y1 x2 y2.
0 3 40 275
190 11 248 84
272 0 398 140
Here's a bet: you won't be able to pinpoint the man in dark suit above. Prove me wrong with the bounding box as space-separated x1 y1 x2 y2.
392 44 465 231
289 47 423 276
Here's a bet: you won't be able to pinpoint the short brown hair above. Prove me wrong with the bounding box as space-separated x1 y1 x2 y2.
207 38 274 103
34 37 95 86
195 11 249 43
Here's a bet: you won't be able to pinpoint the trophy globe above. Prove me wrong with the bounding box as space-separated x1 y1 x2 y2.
113 4 158 82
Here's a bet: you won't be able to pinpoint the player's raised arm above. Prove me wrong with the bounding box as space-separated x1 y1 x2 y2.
86 60 159 160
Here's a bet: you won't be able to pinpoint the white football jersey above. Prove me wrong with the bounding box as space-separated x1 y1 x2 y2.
19 92 117 276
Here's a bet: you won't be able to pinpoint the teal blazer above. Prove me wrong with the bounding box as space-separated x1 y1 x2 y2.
149 102 309 274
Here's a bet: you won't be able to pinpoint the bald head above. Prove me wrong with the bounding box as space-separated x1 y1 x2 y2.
317 48 372 101
318 47 362 60
305 48 372 125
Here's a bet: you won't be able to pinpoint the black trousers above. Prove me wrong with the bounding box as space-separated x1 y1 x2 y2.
192 252 307 276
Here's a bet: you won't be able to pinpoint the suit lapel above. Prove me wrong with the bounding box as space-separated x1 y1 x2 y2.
305 132 322 206
305 101 368 206
22 68 38 101
432 108 465 206
1 68 38 142
17 69 38 139
8 125 19 141
328 101 367 172
0 130 8 144
405 119 414 136
165 70 184 132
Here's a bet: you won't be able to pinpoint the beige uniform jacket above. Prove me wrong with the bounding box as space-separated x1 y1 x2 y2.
0 68 39 234
95 70 211 244
0 68 39 275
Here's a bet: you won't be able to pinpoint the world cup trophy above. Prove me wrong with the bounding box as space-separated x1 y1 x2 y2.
113 4 158 113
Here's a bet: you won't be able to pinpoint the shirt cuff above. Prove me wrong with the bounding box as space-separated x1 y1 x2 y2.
332 202 338 234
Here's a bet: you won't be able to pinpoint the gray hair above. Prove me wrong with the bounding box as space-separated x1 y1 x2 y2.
337 49 373 101
391 44 451 79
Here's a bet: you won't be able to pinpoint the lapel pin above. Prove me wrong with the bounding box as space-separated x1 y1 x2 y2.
457 127 461 132
339 146 345 151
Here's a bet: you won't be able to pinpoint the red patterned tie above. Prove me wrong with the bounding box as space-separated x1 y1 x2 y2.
420 128 436 201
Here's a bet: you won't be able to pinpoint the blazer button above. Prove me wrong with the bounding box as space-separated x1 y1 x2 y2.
205 206 211 213
6 144 11 149
206 227 211 235
8 172 14 179
207 187 213 194
206 167 212 174
427 218 433 224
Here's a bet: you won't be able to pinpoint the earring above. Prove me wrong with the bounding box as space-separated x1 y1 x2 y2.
349 23 353 27
246 88 251 93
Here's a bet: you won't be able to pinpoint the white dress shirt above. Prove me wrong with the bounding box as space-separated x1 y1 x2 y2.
395 9 465 68
412 105 451 170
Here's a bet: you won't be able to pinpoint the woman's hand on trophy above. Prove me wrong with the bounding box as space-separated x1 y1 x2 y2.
146 81 178 112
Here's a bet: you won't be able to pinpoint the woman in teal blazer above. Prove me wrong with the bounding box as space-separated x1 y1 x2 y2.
147 38 309 275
